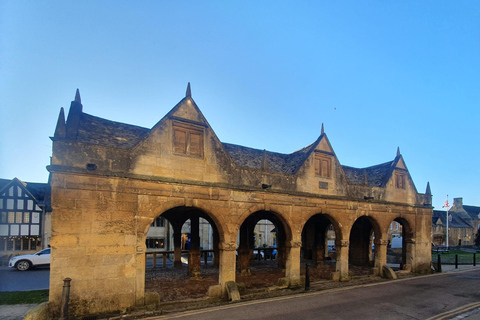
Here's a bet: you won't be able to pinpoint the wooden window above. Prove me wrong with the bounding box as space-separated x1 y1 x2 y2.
395 173 406 189
172 121 204 158
314 153 331 178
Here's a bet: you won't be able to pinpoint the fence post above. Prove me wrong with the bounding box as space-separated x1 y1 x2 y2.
305 264 310 291
437 254 442 272
153 253 156 268
163 253 167 267
59 278 72 320
474 253 476 267
455 254 458 269
204 251 208 266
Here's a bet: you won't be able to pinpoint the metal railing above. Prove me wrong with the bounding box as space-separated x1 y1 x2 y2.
146 249 215 268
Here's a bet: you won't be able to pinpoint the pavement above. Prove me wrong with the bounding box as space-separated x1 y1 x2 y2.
1 264 479 320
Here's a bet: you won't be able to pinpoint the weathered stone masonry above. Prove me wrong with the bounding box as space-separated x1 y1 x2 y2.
48 85 432 317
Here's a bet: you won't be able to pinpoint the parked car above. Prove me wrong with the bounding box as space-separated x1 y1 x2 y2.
9 248 51 271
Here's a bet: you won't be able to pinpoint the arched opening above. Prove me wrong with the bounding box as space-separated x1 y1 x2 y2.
349 216 381 273
236 211 288 289
144 206 221 301
387 218 413 271
301 214 339 280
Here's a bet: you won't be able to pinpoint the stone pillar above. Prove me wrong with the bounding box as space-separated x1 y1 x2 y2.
238 224 251 275
188 216 201 278
213 232 220 267
173 224 183 268
404 238 415 271
374 239 388 275
219 242 237 296
335 240 350 281
313 224 325 267
285 240 301 287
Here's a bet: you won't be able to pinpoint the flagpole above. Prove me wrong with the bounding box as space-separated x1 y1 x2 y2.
445 195 449 249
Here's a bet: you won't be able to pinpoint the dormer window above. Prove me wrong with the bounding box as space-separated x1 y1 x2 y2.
172 121 204 158
314 153 331 178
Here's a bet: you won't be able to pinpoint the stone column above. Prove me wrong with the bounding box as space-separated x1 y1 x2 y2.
213 231 220 267
238 224 251 275
172 224 183 268
334 240 350 281
404 238 415 272
285 240 301 287
313 224 325 267
374 239 388 276
219 242 237 296
188 216 201 278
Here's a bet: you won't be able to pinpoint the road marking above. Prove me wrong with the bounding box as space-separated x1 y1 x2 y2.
425 302 480 320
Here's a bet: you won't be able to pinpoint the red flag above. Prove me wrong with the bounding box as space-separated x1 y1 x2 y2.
442 199 449 208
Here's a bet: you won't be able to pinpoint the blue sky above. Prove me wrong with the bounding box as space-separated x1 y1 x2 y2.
1 1 479 210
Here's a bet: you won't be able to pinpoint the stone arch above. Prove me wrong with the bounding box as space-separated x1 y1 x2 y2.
348 215 383 267
138 201 226 245
388 216 414 270
138 204 228 301
236 208 297 286
236 205 293 243
301 213 342 262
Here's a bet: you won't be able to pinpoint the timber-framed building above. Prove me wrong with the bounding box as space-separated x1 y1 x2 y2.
48 85 433 317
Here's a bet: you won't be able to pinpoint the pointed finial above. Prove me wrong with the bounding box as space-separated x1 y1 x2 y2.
396 147 400 157
186 82 191 98
425 182 431 195
74 88 81 104
54 107 66 138
321 123 324 135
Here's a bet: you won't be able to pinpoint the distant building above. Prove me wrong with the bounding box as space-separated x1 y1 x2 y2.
432 198 480 246
0 178 51 253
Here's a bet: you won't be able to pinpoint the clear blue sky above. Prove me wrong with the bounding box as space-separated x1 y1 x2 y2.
1 1 479 210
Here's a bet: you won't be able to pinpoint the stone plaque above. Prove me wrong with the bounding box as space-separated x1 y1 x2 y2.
319 181 328 189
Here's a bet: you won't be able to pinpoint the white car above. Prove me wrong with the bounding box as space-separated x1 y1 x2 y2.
9 248 51 271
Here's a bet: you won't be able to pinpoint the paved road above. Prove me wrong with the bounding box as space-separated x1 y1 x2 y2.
0 266 49 292
148 268 480 320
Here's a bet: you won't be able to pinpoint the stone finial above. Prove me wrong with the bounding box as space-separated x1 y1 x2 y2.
425 182 431 195
262 149 269 171
186 82 191 98
396 147 400 157
54 107 66 138
321 123 324 135
74 88 81 104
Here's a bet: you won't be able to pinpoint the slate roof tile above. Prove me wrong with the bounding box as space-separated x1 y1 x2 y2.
76 113 149 149
342 161 394 187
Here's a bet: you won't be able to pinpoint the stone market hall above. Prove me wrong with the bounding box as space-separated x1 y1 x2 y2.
48 85 433 317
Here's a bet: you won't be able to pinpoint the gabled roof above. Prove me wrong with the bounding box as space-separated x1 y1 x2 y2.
55 87 411 185
76 113 150 149
432 210 473 229
222 142 316 175
464 205 480 220
0 178 51 210
342 161 395 187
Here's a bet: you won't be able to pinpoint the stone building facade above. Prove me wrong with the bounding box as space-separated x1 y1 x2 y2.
48 85 432 317
432 198 480 246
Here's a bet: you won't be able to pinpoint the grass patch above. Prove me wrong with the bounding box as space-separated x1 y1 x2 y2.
432 250 479 264
0 290 49 305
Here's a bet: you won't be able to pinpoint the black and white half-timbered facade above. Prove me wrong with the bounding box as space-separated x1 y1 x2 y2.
0 178 51 253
